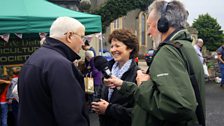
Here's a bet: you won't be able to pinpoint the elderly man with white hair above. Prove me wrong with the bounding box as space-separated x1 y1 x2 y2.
18 17 89 126
194 38 204 64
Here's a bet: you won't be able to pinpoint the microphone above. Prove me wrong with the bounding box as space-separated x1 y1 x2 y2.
94 56 112 78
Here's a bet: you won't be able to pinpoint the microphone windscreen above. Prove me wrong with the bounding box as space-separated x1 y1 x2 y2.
94 56 109 72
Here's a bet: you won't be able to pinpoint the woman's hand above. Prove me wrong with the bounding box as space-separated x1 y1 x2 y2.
91 99 109 115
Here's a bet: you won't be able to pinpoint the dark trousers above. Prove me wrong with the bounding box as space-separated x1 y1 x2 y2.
8 100 18 126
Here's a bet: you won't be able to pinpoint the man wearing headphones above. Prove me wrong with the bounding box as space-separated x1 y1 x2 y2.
104 0 205 126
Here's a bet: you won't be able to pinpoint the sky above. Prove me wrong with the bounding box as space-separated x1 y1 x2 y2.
179 0 224 30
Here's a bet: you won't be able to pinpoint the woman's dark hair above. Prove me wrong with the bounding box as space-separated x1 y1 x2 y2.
108 29 139 59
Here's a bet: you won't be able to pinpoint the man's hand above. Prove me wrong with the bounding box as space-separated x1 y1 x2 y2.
104 75 123 88
136 70 150 86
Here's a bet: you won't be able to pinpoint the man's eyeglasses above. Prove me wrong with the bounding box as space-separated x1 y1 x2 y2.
64 32 85 41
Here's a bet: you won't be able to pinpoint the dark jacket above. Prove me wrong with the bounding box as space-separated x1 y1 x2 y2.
119 29 205 126
18 37 89 126
99 59 139 126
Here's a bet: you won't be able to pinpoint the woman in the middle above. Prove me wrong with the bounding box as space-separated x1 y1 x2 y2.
92 29 139 126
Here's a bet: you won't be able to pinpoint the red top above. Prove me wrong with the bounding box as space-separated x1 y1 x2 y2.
0 84 9 102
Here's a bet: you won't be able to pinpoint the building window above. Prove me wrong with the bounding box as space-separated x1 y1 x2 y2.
110 17 123 33
139 12 147 46
141 15 146 45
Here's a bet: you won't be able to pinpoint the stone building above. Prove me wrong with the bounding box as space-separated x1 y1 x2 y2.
88 0 153 56
104 9 153 56
48 0 199 57
48 0 153 56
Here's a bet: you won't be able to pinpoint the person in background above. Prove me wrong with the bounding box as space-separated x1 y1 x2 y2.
84 50 103 111
194 39 210 77
82 40 97 76
92 29 139 126
104 0 205 126
194 38 204 64
82 40 96 56
0 77 10 126
18 17 89 126
7 67 21 126
217 44 224 87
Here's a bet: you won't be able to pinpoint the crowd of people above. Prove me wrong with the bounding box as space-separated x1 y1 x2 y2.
0 67 20 126
0 0 223 126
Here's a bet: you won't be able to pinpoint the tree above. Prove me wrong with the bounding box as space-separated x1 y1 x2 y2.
192 13 223 51
79 0 91 12
92 0 152 33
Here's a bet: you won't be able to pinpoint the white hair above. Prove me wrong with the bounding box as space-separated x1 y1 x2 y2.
85 50 94 59
49 16 85 38
197 38 204 44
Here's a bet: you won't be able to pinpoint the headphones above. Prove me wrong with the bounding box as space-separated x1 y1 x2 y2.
157 2 169 33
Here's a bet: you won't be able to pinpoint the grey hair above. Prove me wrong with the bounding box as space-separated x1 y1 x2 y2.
148 0 189 29
50 16 85 38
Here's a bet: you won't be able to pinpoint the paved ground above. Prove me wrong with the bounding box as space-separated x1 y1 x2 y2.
205 82 224 126
138 60 148 71
89 113 99 126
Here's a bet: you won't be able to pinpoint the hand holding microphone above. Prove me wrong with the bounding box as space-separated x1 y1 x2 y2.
104 75 123 88
94 56 123 88
94 56 112 78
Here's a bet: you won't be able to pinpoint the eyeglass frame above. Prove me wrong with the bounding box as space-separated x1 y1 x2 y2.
64 32 86 41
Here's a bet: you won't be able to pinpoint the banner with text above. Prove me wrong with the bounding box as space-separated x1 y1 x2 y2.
0 40 40 65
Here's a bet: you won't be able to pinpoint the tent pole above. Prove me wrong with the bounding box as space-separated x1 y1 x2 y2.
100 32 103 56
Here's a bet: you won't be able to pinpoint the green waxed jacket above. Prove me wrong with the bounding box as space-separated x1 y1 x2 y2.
118 29 205 126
